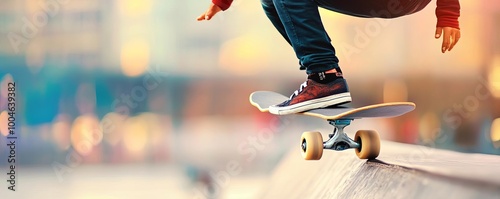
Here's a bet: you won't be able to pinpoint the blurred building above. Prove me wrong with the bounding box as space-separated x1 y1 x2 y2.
0 1 107 71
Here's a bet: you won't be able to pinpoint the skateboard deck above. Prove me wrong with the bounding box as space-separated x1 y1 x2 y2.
249 91 415 120
249 91 416 161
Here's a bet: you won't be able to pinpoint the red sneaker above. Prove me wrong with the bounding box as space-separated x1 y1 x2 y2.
269 78 351 115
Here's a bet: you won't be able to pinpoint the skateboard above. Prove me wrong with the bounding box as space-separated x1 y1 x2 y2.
249 91 416 160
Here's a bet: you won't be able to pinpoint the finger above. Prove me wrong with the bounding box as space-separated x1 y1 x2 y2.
448 31 457 51
449 31 461 51
205 13 213 20
435 27 443 39
441 28 451 53
205 10 217 20
197 13 206 21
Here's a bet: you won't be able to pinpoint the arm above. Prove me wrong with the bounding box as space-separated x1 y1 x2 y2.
434 0 461 53
197 0 233 21
212 0 233 11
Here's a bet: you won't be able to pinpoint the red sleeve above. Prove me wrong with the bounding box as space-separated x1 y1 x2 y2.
435 0 460 29
212 0 233 11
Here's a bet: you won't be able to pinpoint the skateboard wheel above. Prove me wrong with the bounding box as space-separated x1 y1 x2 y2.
300 131 323 160
354 130 380 160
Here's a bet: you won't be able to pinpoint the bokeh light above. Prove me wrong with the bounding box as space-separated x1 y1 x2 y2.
101 112 127 146
0 74 13 136
0 111 8 137
70 115 102 156
121 0 152 16
219 35 269 76
383 79 408 102
140 113 164 148
488 55 500 98
25 0 41 13
419 111 441 143
490 118 500 148
120 39 150 77
123 114 149 157
52 114 72 150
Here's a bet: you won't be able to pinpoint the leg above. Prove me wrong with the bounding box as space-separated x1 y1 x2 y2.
261 0 350 115
261 0 292 46
262 0 339 74
260 0 432 115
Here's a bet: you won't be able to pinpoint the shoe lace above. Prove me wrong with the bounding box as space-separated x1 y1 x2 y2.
289 81 308 99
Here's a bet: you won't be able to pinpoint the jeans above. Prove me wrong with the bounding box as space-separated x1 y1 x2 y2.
261 0 431 74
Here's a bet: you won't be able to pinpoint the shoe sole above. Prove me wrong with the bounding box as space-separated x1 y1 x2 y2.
269 92 352 115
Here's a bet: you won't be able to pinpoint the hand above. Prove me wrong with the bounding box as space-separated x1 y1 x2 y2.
197 3 222 21
435 27 461 53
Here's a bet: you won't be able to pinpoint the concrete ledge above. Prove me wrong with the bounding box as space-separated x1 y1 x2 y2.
259 141 500 199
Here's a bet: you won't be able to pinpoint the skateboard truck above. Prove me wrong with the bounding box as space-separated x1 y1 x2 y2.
323 119 360 151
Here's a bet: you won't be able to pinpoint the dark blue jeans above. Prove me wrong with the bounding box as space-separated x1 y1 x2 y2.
261 0 431 74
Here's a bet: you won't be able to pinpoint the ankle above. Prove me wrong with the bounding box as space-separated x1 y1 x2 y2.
308 71 343 84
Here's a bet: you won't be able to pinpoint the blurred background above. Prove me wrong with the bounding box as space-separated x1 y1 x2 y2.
0 0 500 198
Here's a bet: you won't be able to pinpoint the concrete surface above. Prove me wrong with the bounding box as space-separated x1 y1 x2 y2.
259 141 500 199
